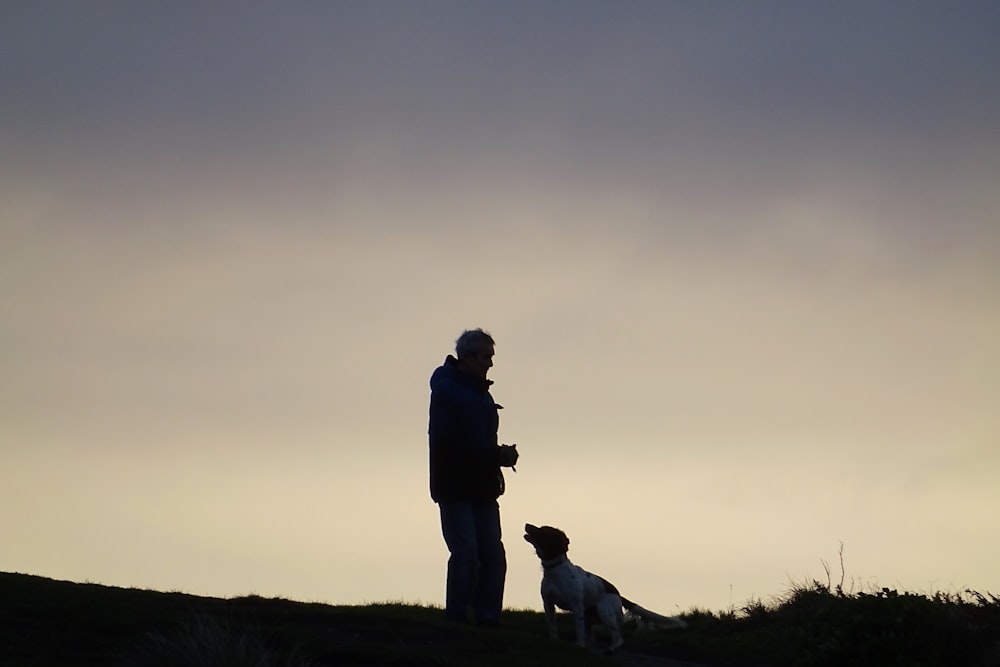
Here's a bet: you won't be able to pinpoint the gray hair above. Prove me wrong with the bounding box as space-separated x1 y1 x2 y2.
455 328 495 359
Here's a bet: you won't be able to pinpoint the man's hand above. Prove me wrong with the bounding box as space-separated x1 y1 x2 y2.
497 443 519 470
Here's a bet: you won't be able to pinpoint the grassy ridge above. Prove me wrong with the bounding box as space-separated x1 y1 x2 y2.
643 583 1000 667
0 572 612 667
2 572 999 666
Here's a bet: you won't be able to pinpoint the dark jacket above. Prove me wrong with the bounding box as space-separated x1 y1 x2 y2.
428 355 504 503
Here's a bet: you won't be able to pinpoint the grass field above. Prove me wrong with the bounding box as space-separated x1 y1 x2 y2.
1 571 997 666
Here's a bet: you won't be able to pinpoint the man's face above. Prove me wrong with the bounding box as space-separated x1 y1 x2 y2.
461 344 494 379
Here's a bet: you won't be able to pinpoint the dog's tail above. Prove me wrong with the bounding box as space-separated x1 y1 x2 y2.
621 597 688 630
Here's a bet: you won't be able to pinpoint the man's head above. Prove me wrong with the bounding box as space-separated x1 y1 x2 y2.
455 328 495 379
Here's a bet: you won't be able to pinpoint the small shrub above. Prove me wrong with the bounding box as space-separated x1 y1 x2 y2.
122 613 313 667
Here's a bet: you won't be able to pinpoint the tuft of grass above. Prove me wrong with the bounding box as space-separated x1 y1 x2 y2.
122 613 314 667
627 580 1000 667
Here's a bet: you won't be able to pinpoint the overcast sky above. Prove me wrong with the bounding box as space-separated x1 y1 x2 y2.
3 2 998 613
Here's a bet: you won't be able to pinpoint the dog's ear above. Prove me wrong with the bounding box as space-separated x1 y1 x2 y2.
525 523 537 532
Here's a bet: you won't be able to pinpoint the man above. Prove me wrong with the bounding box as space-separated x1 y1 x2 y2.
428 328 519 625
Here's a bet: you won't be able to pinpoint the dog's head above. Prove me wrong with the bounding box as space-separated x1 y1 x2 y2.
523 523 570 561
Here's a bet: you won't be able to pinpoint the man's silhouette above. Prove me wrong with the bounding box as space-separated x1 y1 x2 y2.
428 328 518 625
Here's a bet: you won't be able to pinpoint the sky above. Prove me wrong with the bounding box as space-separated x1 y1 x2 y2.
2 2 999 615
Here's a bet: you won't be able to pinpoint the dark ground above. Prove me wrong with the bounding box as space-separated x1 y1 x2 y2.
4 572 997 666
0 572 726 667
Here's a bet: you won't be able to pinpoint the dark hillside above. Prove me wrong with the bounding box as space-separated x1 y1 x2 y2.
2 572 998 666
0 572 627 667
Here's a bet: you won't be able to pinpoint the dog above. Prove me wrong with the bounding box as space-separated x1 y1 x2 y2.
523 523 687 652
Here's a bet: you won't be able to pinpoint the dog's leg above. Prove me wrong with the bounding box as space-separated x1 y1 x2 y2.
543 599 559 640
598 595 625 653
572 607 588 648
585 608 597 647
607 626 624 653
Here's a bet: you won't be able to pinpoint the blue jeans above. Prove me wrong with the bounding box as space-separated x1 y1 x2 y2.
438 500 507 624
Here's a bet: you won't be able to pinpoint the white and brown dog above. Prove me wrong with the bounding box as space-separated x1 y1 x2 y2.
523 523 687 652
